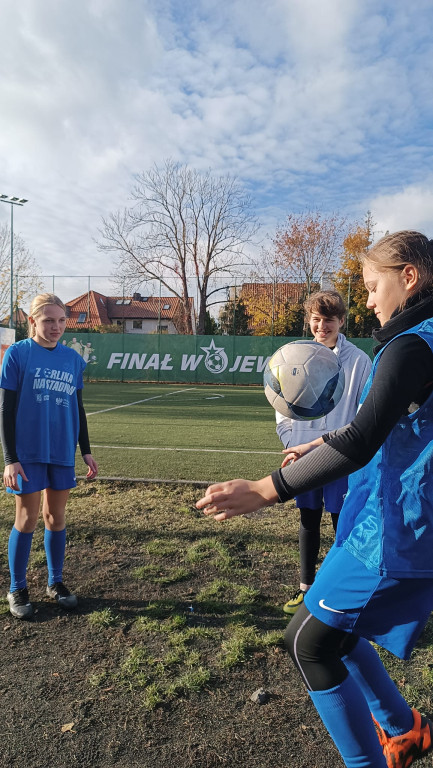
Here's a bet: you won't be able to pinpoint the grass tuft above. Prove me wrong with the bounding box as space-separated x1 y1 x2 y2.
185 537 232 570
166 666 211 698
88 607 120 629
142 683 163 710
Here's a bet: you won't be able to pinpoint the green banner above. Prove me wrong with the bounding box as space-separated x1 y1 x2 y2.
61 333 375 384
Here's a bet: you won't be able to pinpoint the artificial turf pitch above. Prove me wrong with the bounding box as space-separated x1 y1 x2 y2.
79 381 283 484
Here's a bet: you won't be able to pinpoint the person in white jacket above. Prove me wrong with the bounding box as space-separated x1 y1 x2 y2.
276 290 372 614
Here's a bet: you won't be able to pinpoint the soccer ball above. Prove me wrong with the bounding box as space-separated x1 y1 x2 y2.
264 340 345 420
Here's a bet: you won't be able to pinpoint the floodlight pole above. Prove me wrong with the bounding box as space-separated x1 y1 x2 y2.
0 194 29 328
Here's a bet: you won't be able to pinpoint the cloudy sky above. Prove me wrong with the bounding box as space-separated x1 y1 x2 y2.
1 0 433 303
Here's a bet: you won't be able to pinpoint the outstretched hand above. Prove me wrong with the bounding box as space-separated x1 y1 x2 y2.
196 476 279 521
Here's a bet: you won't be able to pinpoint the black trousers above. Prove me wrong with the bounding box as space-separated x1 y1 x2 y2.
299 507 339 585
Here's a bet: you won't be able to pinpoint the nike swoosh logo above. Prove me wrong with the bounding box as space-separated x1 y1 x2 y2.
319 599 344 614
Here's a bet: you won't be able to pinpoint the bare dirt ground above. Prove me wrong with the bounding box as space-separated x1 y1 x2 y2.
1 482 432 768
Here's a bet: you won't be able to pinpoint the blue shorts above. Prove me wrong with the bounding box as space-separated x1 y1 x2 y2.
18 463 76 495
304 543 433 659
295 475 348 515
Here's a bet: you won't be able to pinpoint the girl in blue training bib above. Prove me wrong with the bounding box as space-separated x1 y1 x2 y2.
1 293 98 620
197 231 433 768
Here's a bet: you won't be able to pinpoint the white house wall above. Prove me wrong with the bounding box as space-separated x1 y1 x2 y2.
120 318 177 334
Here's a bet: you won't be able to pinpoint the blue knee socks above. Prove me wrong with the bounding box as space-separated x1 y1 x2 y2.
9 527 68 591
342 637 413 737
44 528 66 585
8 526 34 591
309 676 387 767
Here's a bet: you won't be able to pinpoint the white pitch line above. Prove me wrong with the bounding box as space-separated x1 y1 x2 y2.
86 388 198 416
92 444 281 456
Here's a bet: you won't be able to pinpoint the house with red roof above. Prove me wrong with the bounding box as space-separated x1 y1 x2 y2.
65 291 196 334
0 307 29 328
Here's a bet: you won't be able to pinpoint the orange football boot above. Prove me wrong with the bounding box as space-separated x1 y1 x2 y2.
372 708 433 768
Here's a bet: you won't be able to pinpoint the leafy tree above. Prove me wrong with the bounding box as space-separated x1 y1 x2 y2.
243 244 308 336
273 211 347 294
67 324 123 334
245 215 346 335
14 320 29 341
98 159 258 335
281 299 305 337
0 224 42 324
219 297 252 336
96 324 124 334
204 311 219 335
334 213 377 337
240 286 306 336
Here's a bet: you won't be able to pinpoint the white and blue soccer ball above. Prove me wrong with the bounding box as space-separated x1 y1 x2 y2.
264 340 345 420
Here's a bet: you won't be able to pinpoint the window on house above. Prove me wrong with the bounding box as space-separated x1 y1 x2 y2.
115 299 131 305
163 304 170 310
157 324 169 333
115 320 122 326
77 312 87 323
133 320 142 329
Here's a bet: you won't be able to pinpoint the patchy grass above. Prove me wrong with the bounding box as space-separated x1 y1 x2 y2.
132 564 192 584
185 537 233 570
218 624 283 669
1 480 433 768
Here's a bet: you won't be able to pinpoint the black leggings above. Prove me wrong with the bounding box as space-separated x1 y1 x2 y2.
299 507 339 585
284 601 359 691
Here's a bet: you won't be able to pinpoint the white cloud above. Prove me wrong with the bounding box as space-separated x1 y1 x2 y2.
369 185 433 239
0 0 433 305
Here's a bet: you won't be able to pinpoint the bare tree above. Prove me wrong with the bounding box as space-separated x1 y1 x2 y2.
0 224 42 322
97 160 259 334
273 211 347 295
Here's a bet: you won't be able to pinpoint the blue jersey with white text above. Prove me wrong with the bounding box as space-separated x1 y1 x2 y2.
336 318 433 577
0 339 86 466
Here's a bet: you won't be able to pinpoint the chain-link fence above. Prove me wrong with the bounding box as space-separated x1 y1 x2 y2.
15 273 236 315
13 273 357 339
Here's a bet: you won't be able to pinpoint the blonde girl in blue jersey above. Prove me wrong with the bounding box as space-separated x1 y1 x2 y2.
1 293 98 619
197 231 433 768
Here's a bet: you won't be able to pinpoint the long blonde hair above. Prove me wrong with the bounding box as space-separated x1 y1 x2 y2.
363 231 433 299
28 293 66 338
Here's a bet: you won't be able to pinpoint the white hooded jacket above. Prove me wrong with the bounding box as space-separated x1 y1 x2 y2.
275 333 372 449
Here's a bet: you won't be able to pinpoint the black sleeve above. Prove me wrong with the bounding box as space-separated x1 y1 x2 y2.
323 334 433 463
0 388 18 464
272 334 433 502
272 442 361 502
77 389 91 456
